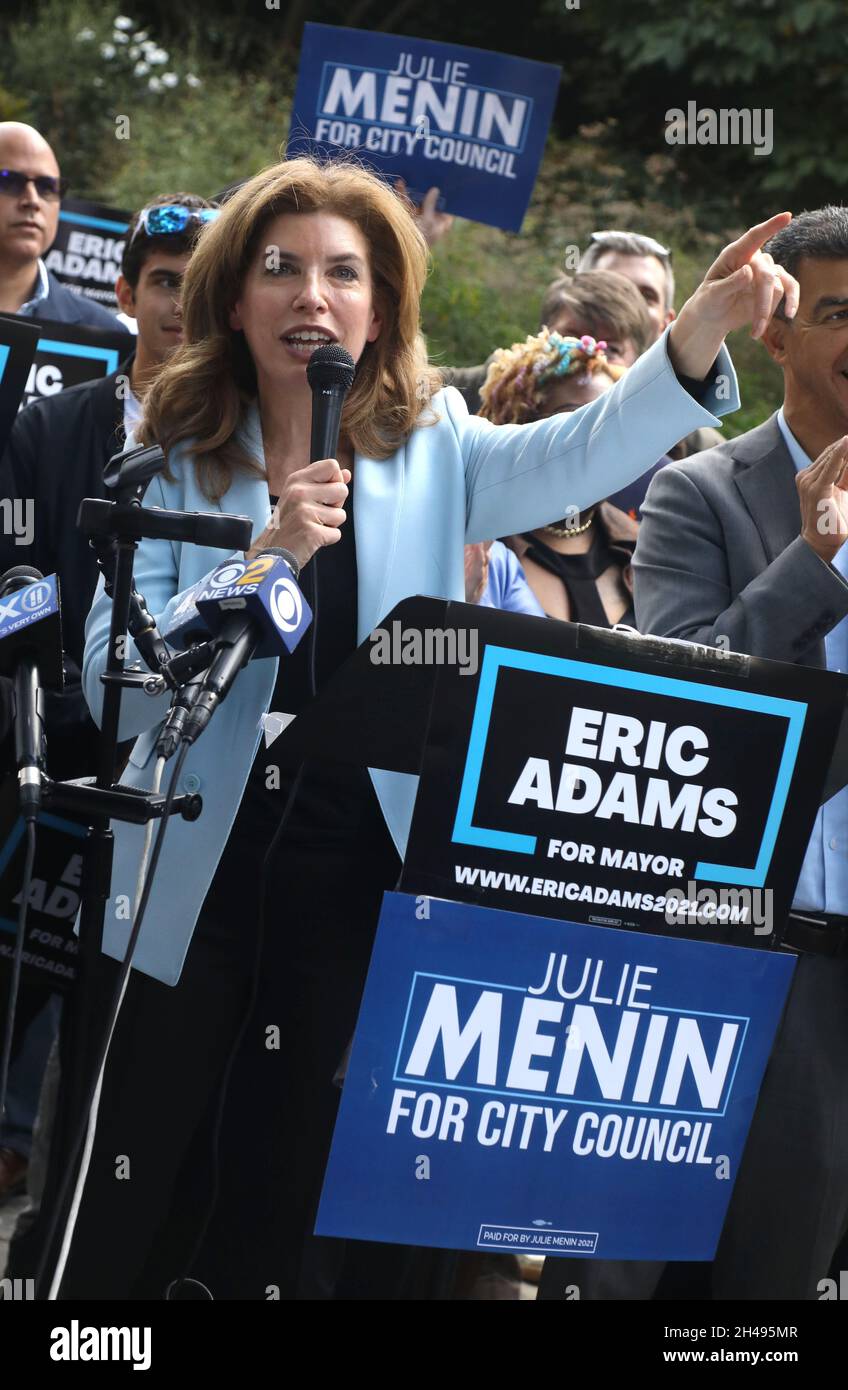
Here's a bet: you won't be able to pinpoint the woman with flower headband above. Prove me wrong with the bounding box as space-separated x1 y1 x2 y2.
480 331 642 628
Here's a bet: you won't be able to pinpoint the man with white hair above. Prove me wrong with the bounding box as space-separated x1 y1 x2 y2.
579 228 720 461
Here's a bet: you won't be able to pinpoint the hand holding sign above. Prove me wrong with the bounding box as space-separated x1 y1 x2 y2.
668 213 800 380
394 178 455 249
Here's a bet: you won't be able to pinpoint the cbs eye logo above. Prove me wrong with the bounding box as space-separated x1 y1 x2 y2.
270 578 303 633
209 560 245 587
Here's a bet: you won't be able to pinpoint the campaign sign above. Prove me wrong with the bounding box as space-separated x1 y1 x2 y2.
316 892 795 1259
287 24 561 232
0 776 82 994
19 317 127 410
0 314 39 454
45 198 130 314
194 554 312 656
401 607 848 946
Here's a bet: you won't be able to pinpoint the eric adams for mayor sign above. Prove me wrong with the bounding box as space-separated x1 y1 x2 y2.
402 609 847 946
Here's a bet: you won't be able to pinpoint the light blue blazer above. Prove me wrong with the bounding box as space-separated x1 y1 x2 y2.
82 330 738 984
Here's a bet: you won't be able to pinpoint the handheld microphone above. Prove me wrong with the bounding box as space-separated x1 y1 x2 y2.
306 344 356 463
178 551 310 747
0 567 64 821
305 344 355 697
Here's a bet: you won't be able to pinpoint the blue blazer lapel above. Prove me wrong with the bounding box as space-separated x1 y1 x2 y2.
354 443 405 642
214 403 277 541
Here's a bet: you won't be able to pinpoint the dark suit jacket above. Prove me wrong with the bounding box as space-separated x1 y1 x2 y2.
633 412 848 668
27 269 132 335
0 362 131 779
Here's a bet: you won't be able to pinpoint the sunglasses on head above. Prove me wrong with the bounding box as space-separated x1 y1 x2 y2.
129 204 220 245
0 169 68 202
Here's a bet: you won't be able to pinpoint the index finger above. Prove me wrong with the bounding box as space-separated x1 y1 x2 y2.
713 212 792 274
304 457 344 480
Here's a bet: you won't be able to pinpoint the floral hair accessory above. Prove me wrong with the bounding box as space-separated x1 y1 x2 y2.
478 326 622 427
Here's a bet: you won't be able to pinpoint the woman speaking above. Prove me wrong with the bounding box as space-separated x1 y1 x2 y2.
69 157 795 1299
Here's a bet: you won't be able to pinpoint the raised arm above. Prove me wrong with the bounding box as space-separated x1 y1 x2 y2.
459 328 737 542
459 212 798 544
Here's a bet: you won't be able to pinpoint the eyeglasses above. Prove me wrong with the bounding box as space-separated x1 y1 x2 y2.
0 169 69 202
589 230 673 262
129 204 220 245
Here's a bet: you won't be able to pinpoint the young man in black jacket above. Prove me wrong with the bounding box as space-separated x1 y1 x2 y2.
0 190 217 1207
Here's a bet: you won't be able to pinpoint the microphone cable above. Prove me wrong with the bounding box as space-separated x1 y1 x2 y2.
0 819 37 1142
40 745 185 1299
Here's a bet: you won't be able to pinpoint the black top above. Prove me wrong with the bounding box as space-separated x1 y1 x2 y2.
520 524 636 628
196 474 398 932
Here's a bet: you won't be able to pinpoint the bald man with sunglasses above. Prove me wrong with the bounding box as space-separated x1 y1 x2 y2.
0 121 130 332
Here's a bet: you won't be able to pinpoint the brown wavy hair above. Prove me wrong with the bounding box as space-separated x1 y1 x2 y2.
138 156 443 500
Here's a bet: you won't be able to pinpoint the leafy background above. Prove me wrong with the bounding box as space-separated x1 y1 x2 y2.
2 0 838 434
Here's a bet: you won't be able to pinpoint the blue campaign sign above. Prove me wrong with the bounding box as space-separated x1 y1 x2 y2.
287 24 562 232
316 891 795 1260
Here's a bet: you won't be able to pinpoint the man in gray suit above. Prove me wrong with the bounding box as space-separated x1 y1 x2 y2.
538 205 848 1302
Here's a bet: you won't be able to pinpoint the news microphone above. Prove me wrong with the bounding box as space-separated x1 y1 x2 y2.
0 567 64 821
306 344 356 463
177 551 311 747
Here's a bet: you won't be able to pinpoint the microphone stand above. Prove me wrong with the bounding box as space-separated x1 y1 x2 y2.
28 492 251 1297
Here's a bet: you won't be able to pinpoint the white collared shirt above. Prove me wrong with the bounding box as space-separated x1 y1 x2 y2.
16 258 50 315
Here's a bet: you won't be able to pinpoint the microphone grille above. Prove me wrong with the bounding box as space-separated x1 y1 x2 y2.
0 565 45 597
306 343 356 392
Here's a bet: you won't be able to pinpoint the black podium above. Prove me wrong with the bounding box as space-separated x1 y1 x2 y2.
8 595 848 1300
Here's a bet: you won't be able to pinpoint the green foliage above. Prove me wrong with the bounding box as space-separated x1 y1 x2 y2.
546 0 848 212
104 67 291 207
0 0 789 434
0 1 296 203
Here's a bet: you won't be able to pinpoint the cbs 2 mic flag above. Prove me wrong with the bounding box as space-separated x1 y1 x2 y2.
194 553 311 655
288 24 561 233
